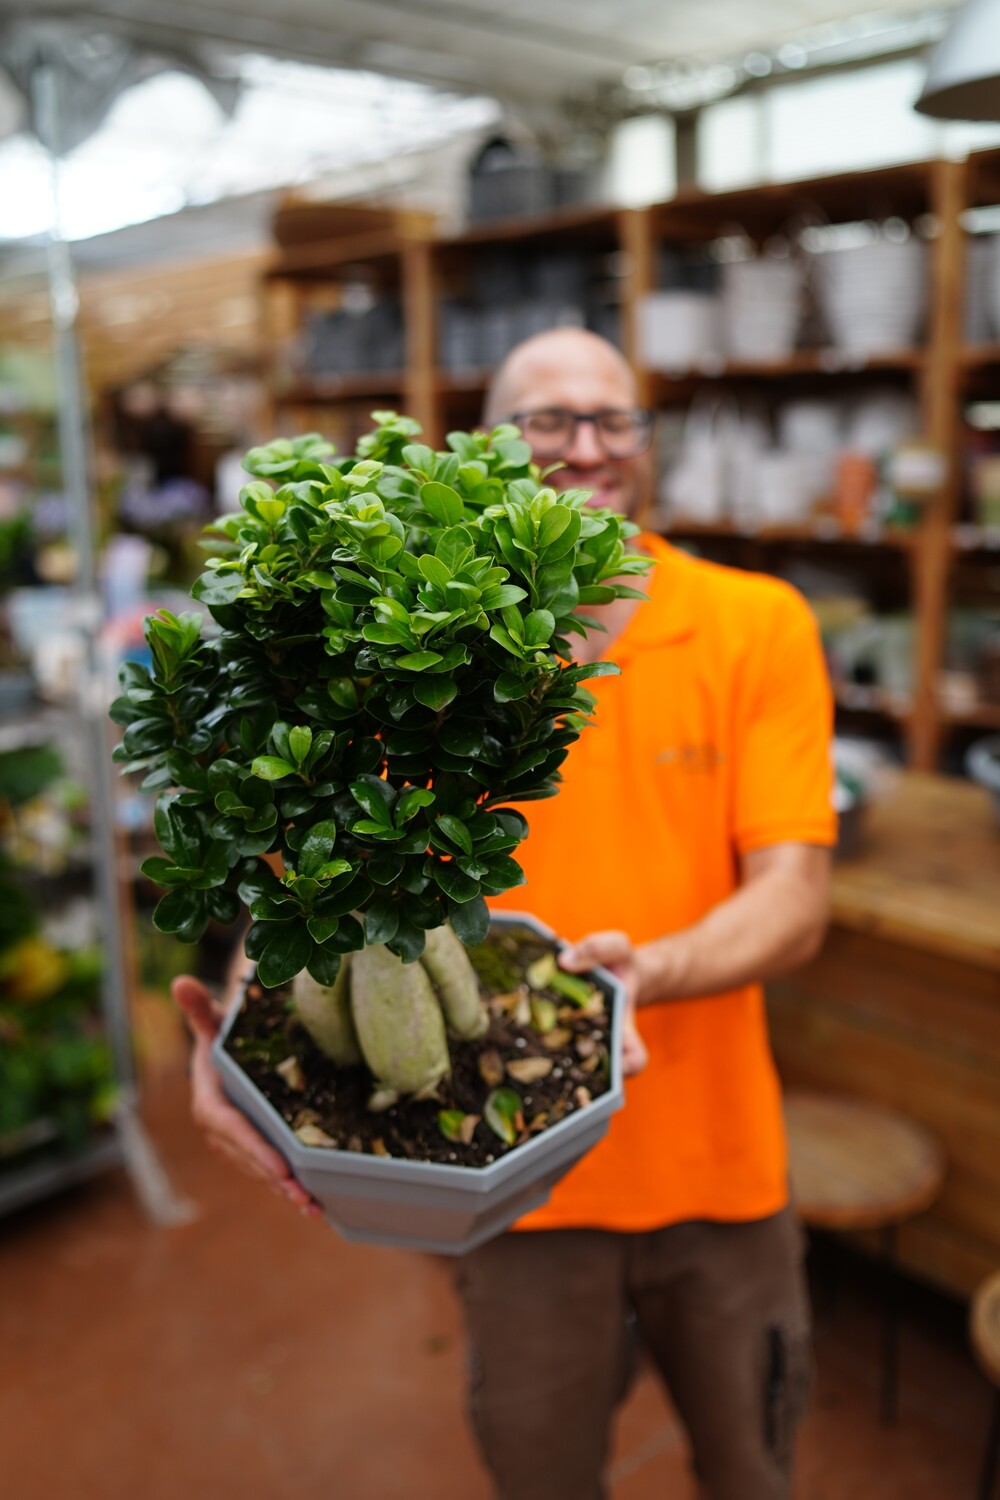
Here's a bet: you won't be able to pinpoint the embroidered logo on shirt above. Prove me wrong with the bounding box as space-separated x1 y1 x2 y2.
656 742 726 771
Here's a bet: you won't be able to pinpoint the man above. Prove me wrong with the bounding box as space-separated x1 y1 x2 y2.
174 328 835 1500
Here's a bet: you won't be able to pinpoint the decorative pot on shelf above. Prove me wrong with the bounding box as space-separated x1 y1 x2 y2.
213 911 625 1255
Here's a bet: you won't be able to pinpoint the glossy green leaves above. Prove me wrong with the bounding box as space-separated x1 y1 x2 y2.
112 412 651 979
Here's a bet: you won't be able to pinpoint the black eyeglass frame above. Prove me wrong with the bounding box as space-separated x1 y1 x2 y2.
506 406 656 458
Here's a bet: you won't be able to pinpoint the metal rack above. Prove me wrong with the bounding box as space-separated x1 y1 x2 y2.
0 54 192 1228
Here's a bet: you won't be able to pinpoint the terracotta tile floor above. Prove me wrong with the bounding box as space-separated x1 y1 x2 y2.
1 1060 992 1500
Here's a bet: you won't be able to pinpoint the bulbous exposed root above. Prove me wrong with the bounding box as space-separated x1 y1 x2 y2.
421 923 489 1041
350 942 450 1098
292 961 362 1066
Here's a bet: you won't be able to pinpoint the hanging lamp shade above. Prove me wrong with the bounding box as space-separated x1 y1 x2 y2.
915 0 1000 121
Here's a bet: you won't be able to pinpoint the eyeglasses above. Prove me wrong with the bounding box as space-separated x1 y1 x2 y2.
508 407 655 460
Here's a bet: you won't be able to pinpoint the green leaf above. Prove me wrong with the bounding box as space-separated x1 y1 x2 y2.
447 894 491 945
483 584 528 610
288 725 313 765
413 676 457 711
493 437 533 470
386 921 426 964
206 888 241 925
252 756 297 781
484 1087 523 1145
153 800 203 866
523 609 555 648
435 526 475 572
396 787 435 822
367 851 406 885
257 923 313 989
435 814 473 855
365 898 400 946
432 861 480 903
488 625 524 659
558 661 621 686
396 650 444 672
420 481 464 526
538 505 572 547
349 777 393 825
402 442 436 473
351 819 407 841
152 888 208 944
190 570 245 606
437 722 484 757
417 554 451 591
363 621 412 646
494 672 530 702
140 856 195 888
306 914 341 945
438 1110 467 1143
306 945 342 986
299 819 337 876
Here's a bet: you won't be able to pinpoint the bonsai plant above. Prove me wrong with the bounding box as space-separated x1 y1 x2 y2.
111 412 649 1248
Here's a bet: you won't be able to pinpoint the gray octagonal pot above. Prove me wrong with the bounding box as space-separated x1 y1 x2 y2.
213 910 625 1255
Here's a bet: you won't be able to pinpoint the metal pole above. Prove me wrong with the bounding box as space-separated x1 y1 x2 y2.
31 57 194 1227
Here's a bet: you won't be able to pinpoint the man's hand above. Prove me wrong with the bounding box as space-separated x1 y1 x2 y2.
558 932 649 1077
171 975 322 1218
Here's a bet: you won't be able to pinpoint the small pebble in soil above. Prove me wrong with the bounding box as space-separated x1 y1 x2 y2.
515 1037 526 1047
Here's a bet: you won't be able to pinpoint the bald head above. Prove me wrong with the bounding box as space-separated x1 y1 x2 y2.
484 328 637 428
482 327 650 519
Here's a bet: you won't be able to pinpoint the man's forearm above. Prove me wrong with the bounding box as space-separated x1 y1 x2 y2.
634 862 828 1007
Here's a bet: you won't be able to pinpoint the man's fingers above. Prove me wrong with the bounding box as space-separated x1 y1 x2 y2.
189 1048 291 1184
559 930 632 973
621 1023 649 1078
171 975 223 1043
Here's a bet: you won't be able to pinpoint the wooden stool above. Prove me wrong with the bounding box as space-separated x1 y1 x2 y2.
971 1271 1000 1500
784 1090 946 1424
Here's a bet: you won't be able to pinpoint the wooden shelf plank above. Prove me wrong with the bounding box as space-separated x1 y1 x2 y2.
438 203 620 251
264 231 408 280
940 702 1000 730
647 348 925 390
962 343 1000 368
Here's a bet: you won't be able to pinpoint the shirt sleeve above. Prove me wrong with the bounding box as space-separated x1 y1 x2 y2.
732 585 837 853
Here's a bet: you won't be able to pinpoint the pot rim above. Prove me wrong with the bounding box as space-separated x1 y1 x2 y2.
213 908 625 1188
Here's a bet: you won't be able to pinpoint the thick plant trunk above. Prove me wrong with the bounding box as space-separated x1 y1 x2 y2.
292 962 361 1066
291 922 491 1103
350 942 450 1100
421 922 489 1040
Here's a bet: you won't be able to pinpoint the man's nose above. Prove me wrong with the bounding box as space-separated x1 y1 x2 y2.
563 417 605 468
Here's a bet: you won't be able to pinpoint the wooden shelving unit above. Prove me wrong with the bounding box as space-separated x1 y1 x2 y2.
259 154 1000 772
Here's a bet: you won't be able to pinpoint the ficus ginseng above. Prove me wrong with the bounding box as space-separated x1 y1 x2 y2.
111 412 649 1105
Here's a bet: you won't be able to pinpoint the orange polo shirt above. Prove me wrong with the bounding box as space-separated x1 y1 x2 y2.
490 534 836 1232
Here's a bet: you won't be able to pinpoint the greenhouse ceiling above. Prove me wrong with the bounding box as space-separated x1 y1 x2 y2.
1 1 961 114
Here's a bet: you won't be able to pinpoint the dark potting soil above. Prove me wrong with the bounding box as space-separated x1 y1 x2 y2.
224 923 614 1169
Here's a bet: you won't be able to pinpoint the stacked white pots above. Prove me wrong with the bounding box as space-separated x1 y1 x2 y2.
637 290 721 372
721 256 804 361
813 237 927 356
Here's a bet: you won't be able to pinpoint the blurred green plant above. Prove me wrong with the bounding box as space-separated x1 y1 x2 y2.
0 744 114 1159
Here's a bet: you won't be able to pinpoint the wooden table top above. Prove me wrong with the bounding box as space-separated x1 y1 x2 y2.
832 771 1000 972
785 1091 947 1231
972 1270 1000 1387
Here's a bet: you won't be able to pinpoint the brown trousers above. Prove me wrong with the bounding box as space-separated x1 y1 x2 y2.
454 1207 811 1500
